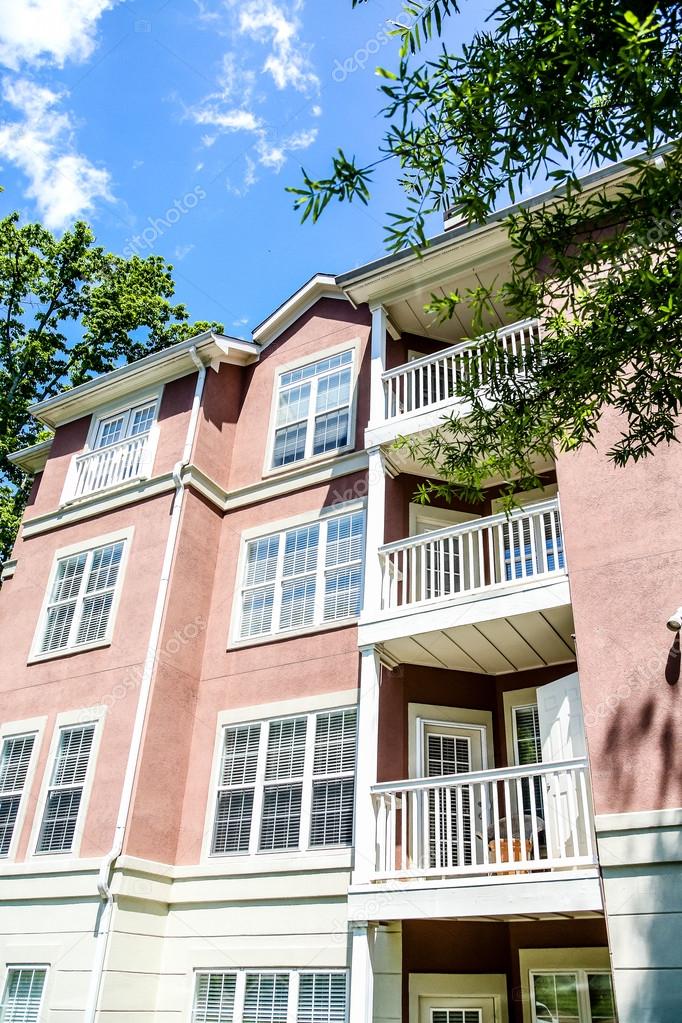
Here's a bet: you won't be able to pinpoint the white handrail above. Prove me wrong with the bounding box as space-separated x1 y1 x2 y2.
71 434 150 499
378 497 565 611
371 759 596 881
382 318 539 421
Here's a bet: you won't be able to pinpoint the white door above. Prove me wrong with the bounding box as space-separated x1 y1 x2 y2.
412 506 480 600
420 721 487 869
536 673 588 859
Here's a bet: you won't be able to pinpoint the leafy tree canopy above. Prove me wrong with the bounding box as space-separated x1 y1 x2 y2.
290 1 682 507
0 213 222 562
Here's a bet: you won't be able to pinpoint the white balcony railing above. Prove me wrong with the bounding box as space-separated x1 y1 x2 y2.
70 435 151 500
372 759 596 882
379 498 564 612
383 318 539 423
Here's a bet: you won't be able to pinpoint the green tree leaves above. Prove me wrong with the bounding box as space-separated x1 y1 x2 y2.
0 213 222 562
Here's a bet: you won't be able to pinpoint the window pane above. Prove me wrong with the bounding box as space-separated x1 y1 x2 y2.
265 718 307 781
259 784 302 850
130 404 156 436
323 566 361 620
314 710 357 775
37 787 82 852
280 578 316 631
325 513 364 567
51 552 87 602
514 705 542 765
53 725 95 786
312 409 349 455
193 972 236 1022
533 973 580 1023
310 778 354 846
2 967 46 1023
241 586 275 638
283 525 319 577
245 536 279 588
0 796 20 855
40 602 77 653
212 790 254 854
76 591 114 645
0 734 35 792
315 368 351 414
273 423 307 467
243 973 290 1023
276 382 310 427
298 973 347 1023
86 542 124 593
221 725 260 786
588 974 616 1022
96 415 125 448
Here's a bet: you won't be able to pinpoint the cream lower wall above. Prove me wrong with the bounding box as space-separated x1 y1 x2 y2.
596 808 682 1023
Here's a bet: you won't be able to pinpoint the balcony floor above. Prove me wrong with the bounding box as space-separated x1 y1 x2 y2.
359 577 575 673
348 869 603 922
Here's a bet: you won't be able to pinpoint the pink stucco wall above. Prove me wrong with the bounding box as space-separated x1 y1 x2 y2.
557 410 682 815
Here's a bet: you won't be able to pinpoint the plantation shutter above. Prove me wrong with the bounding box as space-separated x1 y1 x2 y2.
323 512 364 620
212 724 261 854
426 733 472 867
75 542 123 645
193 972 237 1022
1 968 46 1023
40 541 124 654
279 524 319 631
0 733 36 855
241 535 279 638
297 973 347 1023
40 552 87 652
310 710 357 846
243 973 290 1023
431 1012 481 1023
514 705 542 765
37 723 95 853
260 718 306 850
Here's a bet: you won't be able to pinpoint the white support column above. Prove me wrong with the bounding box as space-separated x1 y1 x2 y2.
369 305 388 427
354 645 381 885
349 923 375 1023
363 446 387 617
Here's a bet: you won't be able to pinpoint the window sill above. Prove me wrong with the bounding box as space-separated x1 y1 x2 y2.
228 616 358 651
200 847 353 876
27 638 112 666
262 444 356 481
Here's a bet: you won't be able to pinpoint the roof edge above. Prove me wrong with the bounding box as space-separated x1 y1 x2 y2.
252 273 347 349
7 438 54 475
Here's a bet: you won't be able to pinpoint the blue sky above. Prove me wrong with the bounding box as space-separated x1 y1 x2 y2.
0 0 489 333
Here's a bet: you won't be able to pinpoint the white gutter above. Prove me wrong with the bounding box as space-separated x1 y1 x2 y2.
83 346 207 1022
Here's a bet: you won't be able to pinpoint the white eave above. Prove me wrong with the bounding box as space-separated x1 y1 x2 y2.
28 331 259 429
252 273 348 350
7 438 53 475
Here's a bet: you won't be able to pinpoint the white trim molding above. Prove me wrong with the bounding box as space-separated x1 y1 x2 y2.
518 947 612 1023
409 973 508 1023
0 716 46 861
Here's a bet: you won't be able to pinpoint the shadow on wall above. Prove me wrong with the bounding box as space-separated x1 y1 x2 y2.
600 632 682 809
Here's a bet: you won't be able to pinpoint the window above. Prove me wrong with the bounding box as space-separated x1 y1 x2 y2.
237 511 364 642
210 709 357 856
0 734 36 856
0 967 47 1022
36 724 95 854
192 971 348 1023
271 351 354 468
531 971 616 1023
36 539 126 656
431 1013 481 1023
93 399 157 449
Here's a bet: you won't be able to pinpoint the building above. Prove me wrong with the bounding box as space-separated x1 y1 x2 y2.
0 165 680 1023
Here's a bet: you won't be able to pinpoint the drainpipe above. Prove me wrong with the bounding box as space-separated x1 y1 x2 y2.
83 346 207 1022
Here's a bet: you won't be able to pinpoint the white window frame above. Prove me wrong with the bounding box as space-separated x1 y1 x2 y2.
60 386 162 504
229 502 365 649
189 968 349 1023
204 699 357 863
503 687 542 767
28 707 105 861
28 527 133 663
0 717 45 861
519 949 613 1023
0 964 49 1022
263 339 360 478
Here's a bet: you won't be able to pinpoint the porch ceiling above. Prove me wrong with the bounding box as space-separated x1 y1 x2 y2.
378 603 576 674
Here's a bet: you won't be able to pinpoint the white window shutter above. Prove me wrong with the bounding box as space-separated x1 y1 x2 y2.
243 973 290 1022
297 973 347 1022
1 967 46 1023
193 972 237 1022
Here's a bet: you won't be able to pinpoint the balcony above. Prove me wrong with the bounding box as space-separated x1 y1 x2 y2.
366 319 540 451
66 434 152 501
348 759 602 922
358 499 575 672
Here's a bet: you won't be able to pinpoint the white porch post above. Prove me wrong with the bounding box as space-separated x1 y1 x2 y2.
349 923 375 1023
354 645 381 885
369 305 388 427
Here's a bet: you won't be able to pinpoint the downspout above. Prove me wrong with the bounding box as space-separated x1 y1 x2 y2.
84 346 207 1022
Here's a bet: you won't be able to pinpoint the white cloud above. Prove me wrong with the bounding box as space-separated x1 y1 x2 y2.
0 76 112 229
193 106 261 132
0 0 120 69
174 243 195 261
255 126 317 172
237 0 319 94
